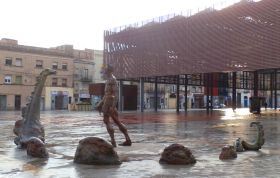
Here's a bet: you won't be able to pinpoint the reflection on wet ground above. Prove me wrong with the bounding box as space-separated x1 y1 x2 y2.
1 108 280 177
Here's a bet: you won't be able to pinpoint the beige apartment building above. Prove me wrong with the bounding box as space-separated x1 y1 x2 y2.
73 49 95 103
92 50 103 83
0 38 76 110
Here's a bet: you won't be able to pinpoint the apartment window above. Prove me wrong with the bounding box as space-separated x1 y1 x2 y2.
4 75 12 84
52 62 58 69
15 58 22 67
5 57 12 66
15 76 22 84
36 60 43 68
52 78 58 86
171 85 176 93
62 63 68 70
62 78 67 87
84 69 89 78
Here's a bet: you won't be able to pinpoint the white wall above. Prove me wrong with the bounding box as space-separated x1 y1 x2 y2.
93 50 104 83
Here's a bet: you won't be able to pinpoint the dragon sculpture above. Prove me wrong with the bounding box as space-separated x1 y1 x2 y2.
13 68 56 148
233 122 265 152
220 122 265 160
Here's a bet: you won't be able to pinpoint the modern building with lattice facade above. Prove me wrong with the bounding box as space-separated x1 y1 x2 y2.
104 0 280 112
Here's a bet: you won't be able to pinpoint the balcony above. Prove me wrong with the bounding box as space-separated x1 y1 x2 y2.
74 75 92 82
80 77 92 82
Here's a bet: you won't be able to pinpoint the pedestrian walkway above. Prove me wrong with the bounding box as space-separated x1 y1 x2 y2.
1 108 280 177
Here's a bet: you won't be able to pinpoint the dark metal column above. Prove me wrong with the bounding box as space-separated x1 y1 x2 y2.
270 72 273 109
274 70 277 110
254 71 258 97
232 72 237 111
140 77 144 112
206 74 210 113
210 73 214 111
185 74 188 112
118 80 123 111
154 77 158 112
176 75 180 113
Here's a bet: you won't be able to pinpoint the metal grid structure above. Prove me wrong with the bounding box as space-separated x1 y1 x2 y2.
104 0 280 85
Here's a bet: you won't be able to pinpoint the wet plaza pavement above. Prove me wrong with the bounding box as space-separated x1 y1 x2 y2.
0 108 280 178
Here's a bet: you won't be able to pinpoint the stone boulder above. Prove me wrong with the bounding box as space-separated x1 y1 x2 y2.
74 137 121 165
26 137 49 158
159 144 196 165
219 145 237 160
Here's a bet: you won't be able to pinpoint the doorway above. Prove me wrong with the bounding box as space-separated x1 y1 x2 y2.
0 95 7 110
15 95 21 110
237 93 242 108
244 96 248 107
55 95 64 110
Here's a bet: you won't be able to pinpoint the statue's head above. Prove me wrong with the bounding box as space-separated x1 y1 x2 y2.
101 63 114 79
40 68 56 76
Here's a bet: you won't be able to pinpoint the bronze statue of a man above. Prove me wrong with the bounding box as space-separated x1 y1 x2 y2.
96 64 132 147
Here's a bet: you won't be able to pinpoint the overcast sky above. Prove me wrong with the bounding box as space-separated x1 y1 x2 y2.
0 0 239 50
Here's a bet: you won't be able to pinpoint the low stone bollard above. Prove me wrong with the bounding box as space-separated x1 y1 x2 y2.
159 144 196 165
26 137 49 158
219 145 237 160
74 137 121 165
